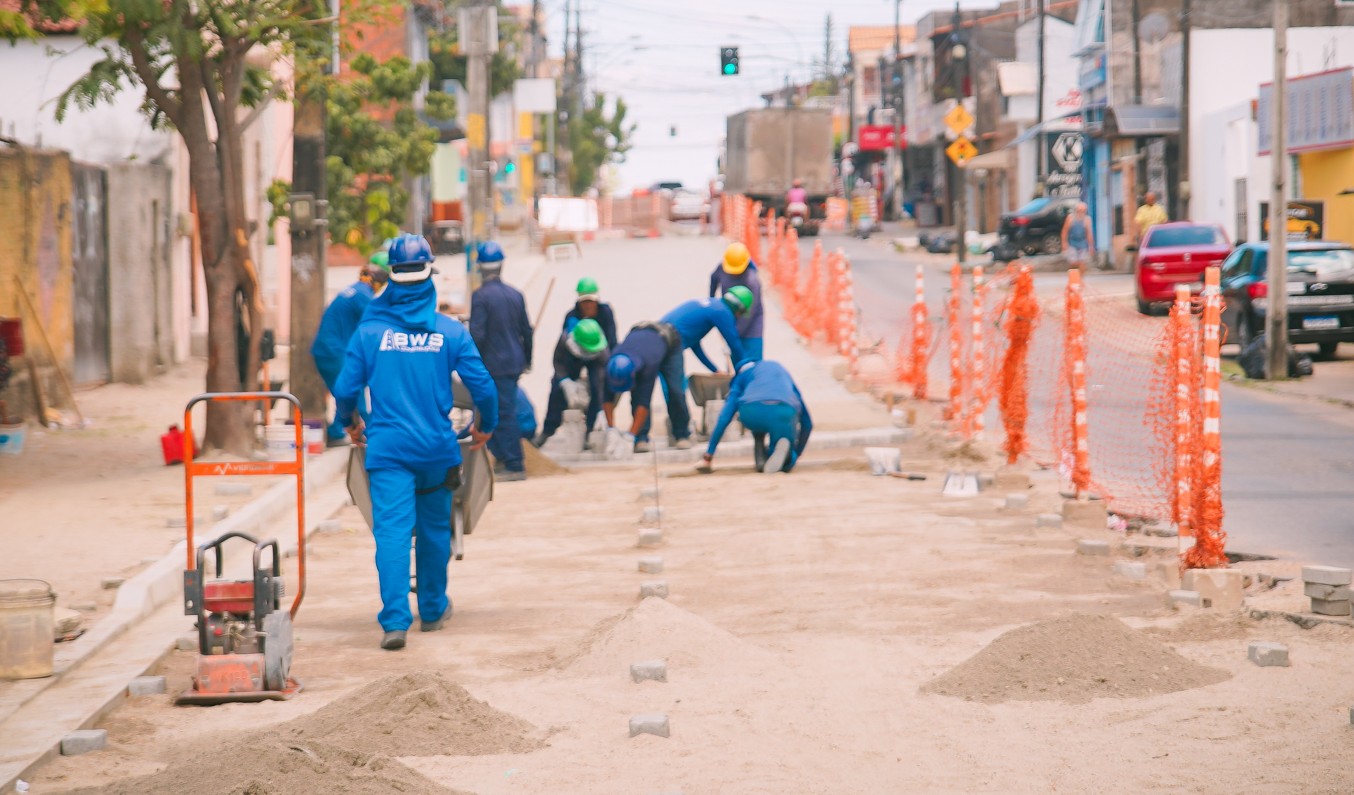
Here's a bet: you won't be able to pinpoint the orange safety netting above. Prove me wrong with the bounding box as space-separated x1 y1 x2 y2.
998 266 1039 464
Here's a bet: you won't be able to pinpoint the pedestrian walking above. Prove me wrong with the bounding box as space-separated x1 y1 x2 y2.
563 277 618 349
534 318 610 449
709 242 764 361
469 241 533 482
312 252 389 445
1134 191 1168 242
698 359 812 474
1061 202 1094 272
332 233 498 651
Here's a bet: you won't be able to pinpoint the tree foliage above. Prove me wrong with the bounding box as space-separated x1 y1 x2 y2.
567 93 634 194
427 0 523 98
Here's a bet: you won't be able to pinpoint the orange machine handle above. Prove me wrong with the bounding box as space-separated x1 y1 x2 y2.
182 392 307 618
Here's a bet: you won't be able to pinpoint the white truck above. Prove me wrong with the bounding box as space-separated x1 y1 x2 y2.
723 108 834 236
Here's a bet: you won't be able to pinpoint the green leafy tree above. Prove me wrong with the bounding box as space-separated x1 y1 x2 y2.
568 93 634 194
3 0 343 451
427 1 522 98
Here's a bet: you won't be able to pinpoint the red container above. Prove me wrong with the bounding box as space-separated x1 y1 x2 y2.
161 424 186 466
0 318 23 357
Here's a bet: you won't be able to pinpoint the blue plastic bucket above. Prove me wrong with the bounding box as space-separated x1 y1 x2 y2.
0 423 27 455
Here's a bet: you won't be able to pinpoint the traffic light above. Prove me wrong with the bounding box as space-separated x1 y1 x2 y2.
720 46 739 76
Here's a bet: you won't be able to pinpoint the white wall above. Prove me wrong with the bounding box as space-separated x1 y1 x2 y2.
1191 27 1354 227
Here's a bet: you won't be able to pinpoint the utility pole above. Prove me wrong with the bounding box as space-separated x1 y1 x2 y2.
1266 0 1289 380
464 0 495 288
1035 0 1046 191
1178 0 1192 219
529 0 541 78
892 0 905 224
952 4 968 265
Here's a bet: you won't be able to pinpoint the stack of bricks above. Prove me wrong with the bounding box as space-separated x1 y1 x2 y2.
1302 565 1352 617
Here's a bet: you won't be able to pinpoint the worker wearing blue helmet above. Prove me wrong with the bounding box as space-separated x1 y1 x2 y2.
602 320 684 453
311 250 389 444
333 232 499 651
469 240 534 481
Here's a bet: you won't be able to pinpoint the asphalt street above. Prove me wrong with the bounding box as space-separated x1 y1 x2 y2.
816 230 1354 569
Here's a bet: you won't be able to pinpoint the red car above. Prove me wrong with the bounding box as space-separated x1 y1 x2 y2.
1135 222 1232 314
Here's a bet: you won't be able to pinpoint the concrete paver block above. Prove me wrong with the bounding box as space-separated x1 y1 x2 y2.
630 660 668 683
128 675 167 696
639 486 661 501
638 557 664 574
1062 498 1108 528
1035 513 1062 528
211 505 230 522
60 729 107 756
1113 561 1148 580
176 634 198 651
1310 598 1352 617
640 506 664 526
629 713 671 738
1248 641 1290 667
1304 583 1354 601
1302 565 1353 586
1169 590 1205 608
639 581 670 599
214 482 252 496
316 519 342 534
1182 568 1247 610
977 472 996 487
99 577 125 590
1004 493 1029 510
1076 539 1111 556
637 529 663 548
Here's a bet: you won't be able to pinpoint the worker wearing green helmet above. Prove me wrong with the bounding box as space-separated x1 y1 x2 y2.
533 317 611 449
562 276 618 349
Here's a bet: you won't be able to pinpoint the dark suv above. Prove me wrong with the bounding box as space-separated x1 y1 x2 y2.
993 197 1080 261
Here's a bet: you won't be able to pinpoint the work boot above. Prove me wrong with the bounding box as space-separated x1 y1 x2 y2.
673 438 692 450
764 438 791 474
634 440 652 453
420 606 451 632
498 469 527 482
380 630 407 650
530 432 550 448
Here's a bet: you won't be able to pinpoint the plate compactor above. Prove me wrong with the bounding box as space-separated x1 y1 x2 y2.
175 392 308 706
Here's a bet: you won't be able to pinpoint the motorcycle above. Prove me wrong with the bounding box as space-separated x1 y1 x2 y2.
853 212 876 240
786 201 810 230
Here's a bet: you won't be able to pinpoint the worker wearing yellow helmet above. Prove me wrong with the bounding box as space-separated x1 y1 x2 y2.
708 242 764 361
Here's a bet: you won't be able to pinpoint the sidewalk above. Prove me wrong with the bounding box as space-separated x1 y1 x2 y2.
1234 348 1354 413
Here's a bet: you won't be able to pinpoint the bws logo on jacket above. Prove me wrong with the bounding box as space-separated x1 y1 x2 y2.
378 329 445 352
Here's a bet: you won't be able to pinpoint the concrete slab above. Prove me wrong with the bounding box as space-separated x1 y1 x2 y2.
638 557 664 574
629 713 671 738
1310 598 1352 617
640 581 670 599
59 730 107 756
1302 565 1352 586
630 660 668 683
1182 569 1247 610
1304 583 1354 601
638 529 663 548
1247 641 1290 667
126 676 166 697
640 506 663 526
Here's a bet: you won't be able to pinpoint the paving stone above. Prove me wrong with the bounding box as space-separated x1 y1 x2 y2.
1311 598 1352 617
1169 589 1204 608
1003 493 1029 510
1076 539 1111 556
629 713 670 738
639 486 661 501
1182 568 1247 610
1247 641 1290 667
1062 498 1108 528
99 577 125 590
214 482 252 496
60 730 107 756
639 581 670 599
176 634 199 651
640 506 664 525
1035 513 1062 528
1112 561 1148 580
1302 565 1353 587
211 505 230 521
638 557 664 574
637 529 663 548
128 675 168 696
1304 583 1354 601
977 472 995 487
630 660 668 683
316 519 342 534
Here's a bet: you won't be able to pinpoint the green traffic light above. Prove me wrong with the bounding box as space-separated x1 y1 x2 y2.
504 161 516 173
723 64 736 75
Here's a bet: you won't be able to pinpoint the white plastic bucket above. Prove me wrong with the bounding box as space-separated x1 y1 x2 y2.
264 425 297 461
864 447 901 476
0 422 25 455
304 427 324 455
0 579 56 680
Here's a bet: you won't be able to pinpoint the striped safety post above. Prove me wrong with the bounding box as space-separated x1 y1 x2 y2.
837 254 858 373
948 263 964 427
1185 266 1227 568
968 265 986 438
1170 284 1194 538
1065 269 1091 495
911 265 929 399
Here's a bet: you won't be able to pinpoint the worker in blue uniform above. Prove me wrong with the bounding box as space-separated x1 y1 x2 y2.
333 233 498 651
700 359 812 474
469 241 533 482
312 253 388 444
603 322 679 453
534 318 610 449
563 276 618 350
662 288 753 375
708 242 764 361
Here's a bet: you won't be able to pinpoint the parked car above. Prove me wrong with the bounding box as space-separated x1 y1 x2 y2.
1134 222 1232 314
993 197 1081 261
1219 241 1354 359
669 189 708 222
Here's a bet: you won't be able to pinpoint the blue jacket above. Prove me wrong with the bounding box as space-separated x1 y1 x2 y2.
708 263 763 339
708 360 812 455
470 278 533 377
661 298 747 372
563 301 619 350
311 281 374 378
334 280 498 472
602 327 668 410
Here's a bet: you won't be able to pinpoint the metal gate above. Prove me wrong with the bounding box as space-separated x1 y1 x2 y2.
71 163 109 385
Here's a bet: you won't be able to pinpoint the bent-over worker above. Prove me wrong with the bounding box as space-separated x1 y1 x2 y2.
700 359 812 474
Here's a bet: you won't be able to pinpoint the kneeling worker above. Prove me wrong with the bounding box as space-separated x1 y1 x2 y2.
333 233 498 651
700 359 812 474
534 318 610 449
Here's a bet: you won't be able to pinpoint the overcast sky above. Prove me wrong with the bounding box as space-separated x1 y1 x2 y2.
539 0 1000 191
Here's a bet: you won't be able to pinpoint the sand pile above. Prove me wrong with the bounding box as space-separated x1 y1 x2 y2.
921 614 1231 704
565 596 775 677
55 672 538 795
279 671 543 757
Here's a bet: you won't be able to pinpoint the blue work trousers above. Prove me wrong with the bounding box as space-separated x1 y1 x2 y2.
739 401 800 472
739 337 764 363
543 360 606 438
488 374 525 472
367 465 453 631
638 346 692 443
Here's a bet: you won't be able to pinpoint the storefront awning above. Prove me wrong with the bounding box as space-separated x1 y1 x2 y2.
1008 112 1084 146
1102 105 1179 137
965 149 1014 170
